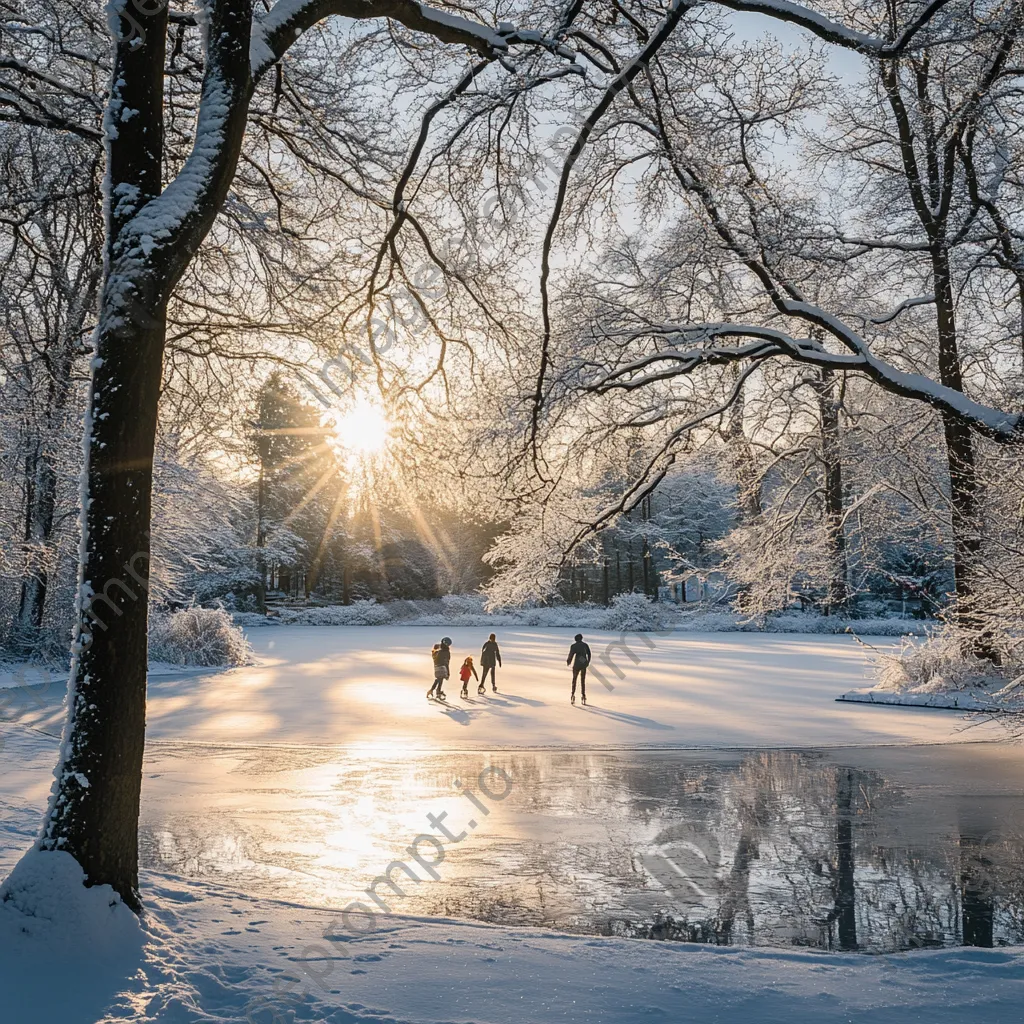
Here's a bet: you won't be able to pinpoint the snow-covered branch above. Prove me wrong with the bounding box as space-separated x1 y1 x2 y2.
250 0 576 80
588 321 1022 442
708 0 956 55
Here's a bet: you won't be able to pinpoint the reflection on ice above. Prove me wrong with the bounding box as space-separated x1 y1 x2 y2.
138 742 1024 953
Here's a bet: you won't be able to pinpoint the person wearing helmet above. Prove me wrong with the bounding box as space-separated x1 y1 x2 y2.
428 636 453 700
566 633 591 705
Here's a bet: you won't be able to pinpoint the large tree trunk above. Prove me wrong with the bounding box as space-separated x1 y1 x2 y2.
38 4 170 911
40 297 167 911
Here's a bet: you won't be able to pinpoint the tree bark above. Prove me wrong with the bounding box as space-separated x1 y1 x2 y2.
37 4 170 911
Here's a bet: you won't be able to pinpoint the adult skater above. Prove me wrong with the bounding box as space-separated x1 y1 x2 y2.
428 636 452 700
479 633 502 693
566 633 591 705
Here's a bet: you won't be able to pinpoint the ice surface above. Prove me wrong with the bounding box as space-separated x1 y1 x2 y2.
136 626 1010 749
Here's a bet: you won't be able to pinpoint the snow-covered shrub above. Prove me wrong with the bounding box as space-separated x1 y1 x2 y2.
149 607 251 666
340 600 395 625
601 592 666 632
875 624 1024 694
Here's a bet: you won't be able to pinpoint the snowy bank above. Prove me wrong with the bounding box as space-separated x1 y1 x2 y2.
842 630 1024 714
3 869 1023 1024
0 850 145 1023
838 687 1024 713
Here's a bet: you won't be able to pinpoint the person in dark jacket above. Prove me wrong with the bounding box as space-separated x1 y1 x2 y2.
479 633 502 693
428 636 452 699
566 633 591 705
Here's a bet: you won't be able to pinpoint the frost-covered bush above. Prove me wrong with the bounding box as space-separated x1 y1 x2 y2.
875 625 1024 694
341 600 395 626
601 592 666 632
149 607 251 666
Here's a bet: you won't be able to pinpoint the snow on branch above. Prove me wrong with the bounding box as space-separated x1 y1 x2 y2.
250 0 576 79
869 294 935 325
114 0 252 285
708 0 956 55
588 321 1023 442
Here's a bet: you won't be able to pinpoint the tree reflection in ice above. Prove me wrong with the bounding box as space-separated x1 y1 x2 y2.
139 743 1024 953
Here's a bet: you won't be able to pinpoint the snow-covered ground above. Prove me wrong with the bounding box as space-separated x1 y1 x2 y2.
5 866 1023 1024
2 626 1022 1022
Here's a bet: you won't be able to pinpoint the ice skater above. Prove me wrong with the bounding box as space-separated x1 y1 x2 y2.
459 655 479 698
566 633 591 705
479 633 502 693
428 636 452 700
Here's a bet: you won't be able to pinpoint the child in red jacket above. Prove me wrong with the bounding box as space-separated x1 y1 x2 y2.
459 656 479 698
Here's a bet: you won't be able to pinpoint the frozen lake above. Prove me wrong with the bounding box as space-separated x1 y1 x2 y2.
3 625 1013 747
3 626 1023 955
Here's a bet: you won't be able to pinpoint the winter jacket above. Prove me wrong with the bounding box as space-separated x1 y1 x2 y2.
460 663 479 683
432 645 451 669
480 639 502 667
566 640 592 668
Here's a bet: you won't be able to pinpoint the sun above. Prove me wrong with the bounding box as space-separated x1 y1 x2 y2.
332 399 390 455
